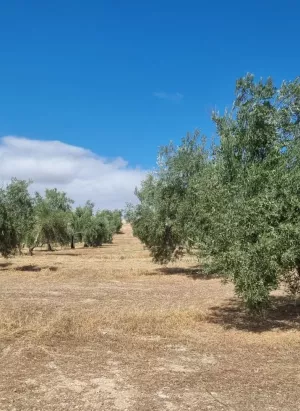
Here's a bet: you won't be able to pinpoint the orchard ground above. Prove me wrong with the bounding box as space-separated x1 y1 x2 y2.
0 224 299 411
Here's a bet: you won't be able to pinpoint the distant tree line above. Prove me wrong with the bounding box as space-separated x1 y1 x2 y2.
0 180 122 256
126 74 300 310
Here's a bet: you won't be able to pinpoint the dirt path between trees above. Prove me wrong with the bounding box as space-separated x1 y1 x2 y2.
0 225 299 410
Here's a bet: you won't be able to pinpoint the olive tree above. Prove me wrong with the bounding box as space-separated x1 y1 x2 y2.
128 74 300 310
28 189 73 254
69 203 121 248
0 192 17 257
82 212 111 247
125 132 208 263
69 201 94 248
4 178 34 254
206 75 300 309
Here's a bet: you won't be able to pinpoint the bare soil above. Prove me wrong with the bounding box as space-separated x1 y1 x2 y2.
0 224 300 410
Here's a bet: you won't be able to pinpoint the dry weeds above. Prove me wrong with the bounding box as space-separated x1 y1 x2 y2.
0 301 206 341
0 224 300 410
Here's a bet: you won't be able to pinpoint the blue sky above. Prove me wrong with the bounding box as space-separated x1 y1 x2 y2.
0 0 299 207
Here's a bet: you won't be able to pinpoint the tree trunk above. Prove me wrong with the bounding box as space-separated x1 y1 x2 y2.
47 243 53 251
71 235 75 249
17 244 23 256
28 232 40 256
295 259 300 278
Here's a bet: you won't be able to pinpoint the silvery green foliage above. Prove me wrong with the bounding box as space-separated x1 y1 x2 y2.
28 188 74 252
4 179 34 252
0 192 17 257
82 212 111 247
128 74 300 310
0 182 72 256
0 180 123 254
97 209 123 238
125 132 208 264
0 178 33 256
70 203 123 248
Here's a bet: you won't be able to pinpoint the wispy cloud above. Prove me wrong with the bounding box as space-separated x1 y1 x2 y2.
0 136 147 209
153 91 183 103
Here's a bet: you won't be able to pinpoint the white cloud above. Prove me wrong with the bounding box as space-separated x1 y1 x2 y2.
0 136 147 209
153 91 183 103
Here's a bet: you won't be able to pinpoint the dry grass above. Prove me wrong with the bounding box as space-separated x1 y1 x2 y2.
0 301 206 341
1 224 300 410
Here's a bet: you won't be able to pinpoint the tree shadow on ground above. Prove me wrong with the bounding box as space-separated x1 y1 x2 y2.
34 249 81 255
48 252 80 257
208 296 300 332
16 265 41 272
0 262 12 269
152 266 220 280
15 265 58 272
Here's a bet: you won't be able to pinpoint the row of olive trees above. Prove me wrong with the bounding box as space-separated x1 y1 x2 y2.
126 74 300 310
0 180 122 256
